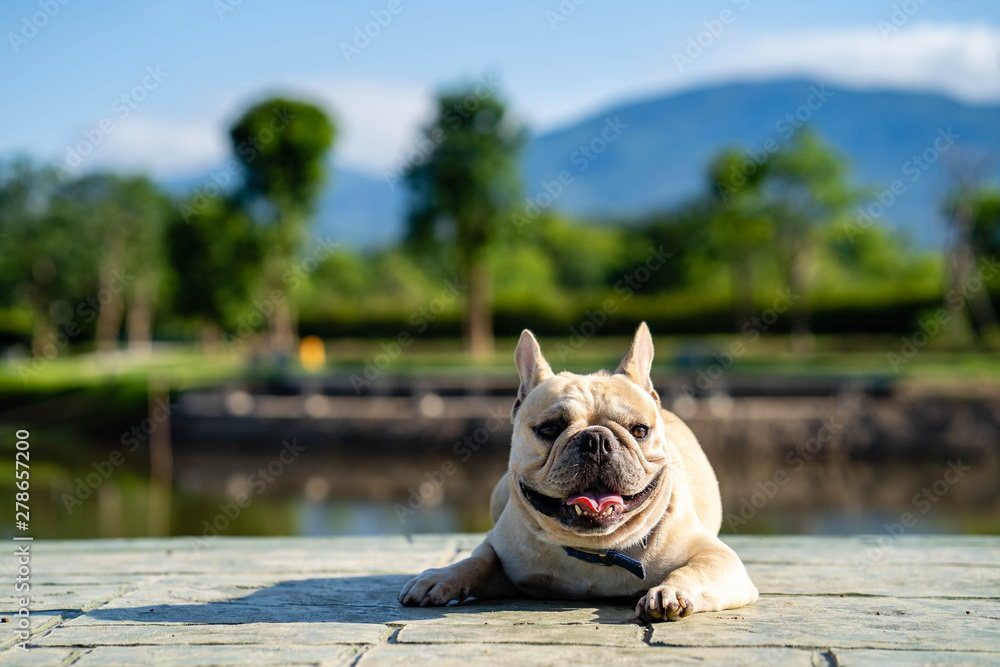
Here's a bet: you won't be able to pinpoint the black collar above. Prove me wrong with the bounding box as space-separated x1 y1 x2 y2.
562 546 646 579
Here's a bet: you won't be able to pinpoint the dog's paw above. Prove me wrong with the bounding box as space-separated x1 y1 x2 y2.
398 568 470 607
636 585 695 622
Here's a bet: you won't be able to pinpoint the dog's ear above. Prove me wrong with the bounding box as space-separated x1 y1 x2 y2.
512 329 553 421
615 322 660 404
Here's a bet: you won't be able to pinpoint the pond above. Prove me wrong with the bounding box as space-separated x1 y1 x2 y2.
5 377 999 540
8 447 998 543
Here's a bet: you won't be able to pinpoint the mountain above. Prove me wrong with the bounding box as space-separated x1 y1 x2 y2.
315 168 407 247
521 80 1000 247
166 80 1000 248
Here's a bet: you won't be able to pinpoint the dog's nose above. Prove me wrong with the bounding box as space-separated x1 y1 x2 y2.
576 427 615 462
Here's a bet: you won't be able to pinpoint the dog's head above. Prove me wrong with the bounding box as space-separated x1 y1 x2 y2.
508 323 672 549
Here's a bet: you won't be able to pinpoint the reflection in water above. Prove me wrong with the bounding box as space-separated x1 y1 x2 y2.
8 448 998 541
299 499 461 536
6 381 999 539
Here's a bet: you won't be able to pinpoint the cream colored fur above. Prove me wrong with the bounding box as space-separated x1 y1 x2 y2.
399 323 758 621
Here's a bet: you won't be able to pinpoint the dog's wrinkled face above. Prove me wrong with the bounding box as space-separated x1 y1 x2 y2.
509 324 672 545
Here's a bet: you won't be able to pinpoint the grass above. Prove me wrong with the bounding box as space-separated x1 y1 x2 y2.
0 346 246 393
2 336 996 541
1 334 1000 395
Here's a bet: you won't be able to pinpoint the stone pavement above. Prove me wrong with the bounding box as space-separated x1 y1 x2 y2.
0 535 997 665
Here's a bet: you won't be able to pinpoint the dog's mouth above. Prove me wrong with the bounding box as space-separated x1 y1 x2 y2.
519 468 663 530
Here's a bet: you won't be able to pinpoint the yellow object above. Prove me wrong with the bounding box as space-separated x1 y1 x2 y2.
299 336 326 372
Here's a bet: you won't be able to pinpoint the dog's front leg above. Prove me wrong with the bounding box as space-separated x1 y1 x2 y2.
637 537 758 622
399 536 513 607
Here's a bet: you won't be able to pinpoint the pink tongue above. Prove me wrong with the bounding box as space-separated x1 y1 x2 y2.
566 491 624 514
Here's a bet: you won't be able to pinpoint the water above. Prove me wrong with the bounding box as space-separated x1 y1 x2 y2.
7 447 998 541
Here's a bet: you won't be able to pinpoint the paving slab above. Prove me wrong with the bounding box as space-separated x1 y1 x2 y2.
0 535 996 666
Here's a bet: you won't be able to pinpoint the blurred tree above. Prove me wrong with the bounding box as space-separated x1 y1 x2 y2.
638 203 712 293
229 98 336 352
819 219 943 314
758 131 855 349
531 213 629 292
165 198 263 351
969 189 1000 259
941 150 999 338
300 247 456 334
306 248 371 302
492 244 560 304
706 149 774 328
969 189 1000 339
0 160 82 354
406 86 524 357
0 164 169 355
52 174 170 351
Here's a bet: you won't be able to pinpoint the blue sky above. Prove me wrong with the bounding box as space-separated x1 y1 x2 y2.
2 0 999 178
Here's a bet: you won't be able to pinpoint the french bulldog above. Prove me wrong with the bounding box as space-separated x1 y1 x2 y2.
399 323 758 621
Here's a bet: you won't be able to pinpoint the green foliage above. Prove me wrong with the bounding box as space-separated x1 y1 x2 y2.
3 117 993 354
706 148 774 262
823 222 940 289
531 214 630 290
751 131 856 270
637 203 713 291
0 163 171 349
405 85 525 354
0 160 91 310
492 244 560 302
226 97 337 348
406 88 524 261
968 188 1000 259
229 96 337 314
309 248 441 308
230 98 336 215
704 131 861 334
164 198 263 329
54 172 171 308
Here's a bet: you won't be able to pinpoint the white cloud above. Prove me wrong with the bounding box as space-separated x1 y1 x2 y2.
58 23 1000 179
71 79 433 178
704 22 1000 103
510 22 1000 134
289 79 434 175
96 117 226 177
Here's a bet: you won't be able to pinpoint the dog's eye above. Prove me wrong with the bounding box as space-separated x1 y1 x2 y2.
535 422 563 439
630 424 648 439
